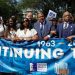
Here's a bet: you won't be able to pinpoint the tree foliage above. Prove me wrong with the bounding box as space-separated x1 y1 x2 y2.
17 0 42 9
17 0 75 17
0 0 75 19
0 0 18 19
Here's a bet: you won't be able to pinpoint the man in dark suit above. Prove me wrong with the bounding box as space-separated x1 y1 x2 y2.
34 11 52 40
57 11 75 40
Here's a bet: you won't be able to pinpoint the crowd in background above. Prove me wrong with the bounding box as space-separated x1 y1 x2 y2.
0 11 75 42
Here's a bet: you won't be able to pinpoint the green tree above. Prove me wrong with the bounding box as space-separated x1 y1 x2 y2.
0 0 19 19
17 0 42 9
17 0 75 17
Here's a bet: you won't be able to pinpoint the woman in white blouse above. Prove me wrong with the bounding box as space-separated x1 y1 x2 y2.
16 18 38 41
4 18 17 40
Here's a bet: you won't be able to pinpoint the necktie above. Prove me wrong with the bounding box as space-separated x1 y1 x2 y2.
63 23 68 29
40 25 43 38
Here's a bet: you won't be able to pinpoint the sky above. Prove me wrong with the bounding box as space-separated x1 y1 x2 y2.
16 0 21 2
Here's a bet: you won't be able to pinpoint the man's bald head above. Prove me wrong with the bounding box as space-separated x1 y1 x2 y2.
62 11 71 22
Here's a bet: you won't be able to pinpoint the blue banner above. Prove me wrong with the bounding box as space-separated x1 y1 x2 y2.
0 38 75 75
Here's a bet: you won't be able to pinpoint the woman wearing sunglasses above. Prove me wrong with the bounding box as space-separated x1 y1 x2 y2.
15 18 38 41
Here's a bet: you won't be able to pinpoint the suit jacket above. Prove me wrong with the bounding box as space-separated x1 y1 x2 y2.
34 20 51 39
57 22 75 38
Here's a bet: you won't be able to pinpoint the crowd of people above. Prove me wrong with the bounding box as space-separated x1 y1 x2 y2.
0 11 75 42
0 11 75 75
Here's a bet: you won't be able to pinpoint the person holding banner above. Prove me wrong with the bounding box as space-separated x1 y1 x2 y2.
57 11 75 40
16 18 38 41
34 11 52 40
4 17 17 41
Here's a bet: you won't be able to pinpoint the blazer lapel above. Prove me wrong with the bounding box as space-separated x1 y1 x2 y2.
37 21 41 36
59 23 63 38
42 20 47 36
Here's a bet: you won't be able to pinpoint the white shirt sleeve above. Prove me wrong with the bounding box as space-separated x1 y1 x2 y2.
31 29 37 36
16 29 21 37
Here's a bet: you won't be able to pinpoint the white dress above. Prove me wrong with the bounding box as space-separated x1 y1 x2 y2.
16 28 37 38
